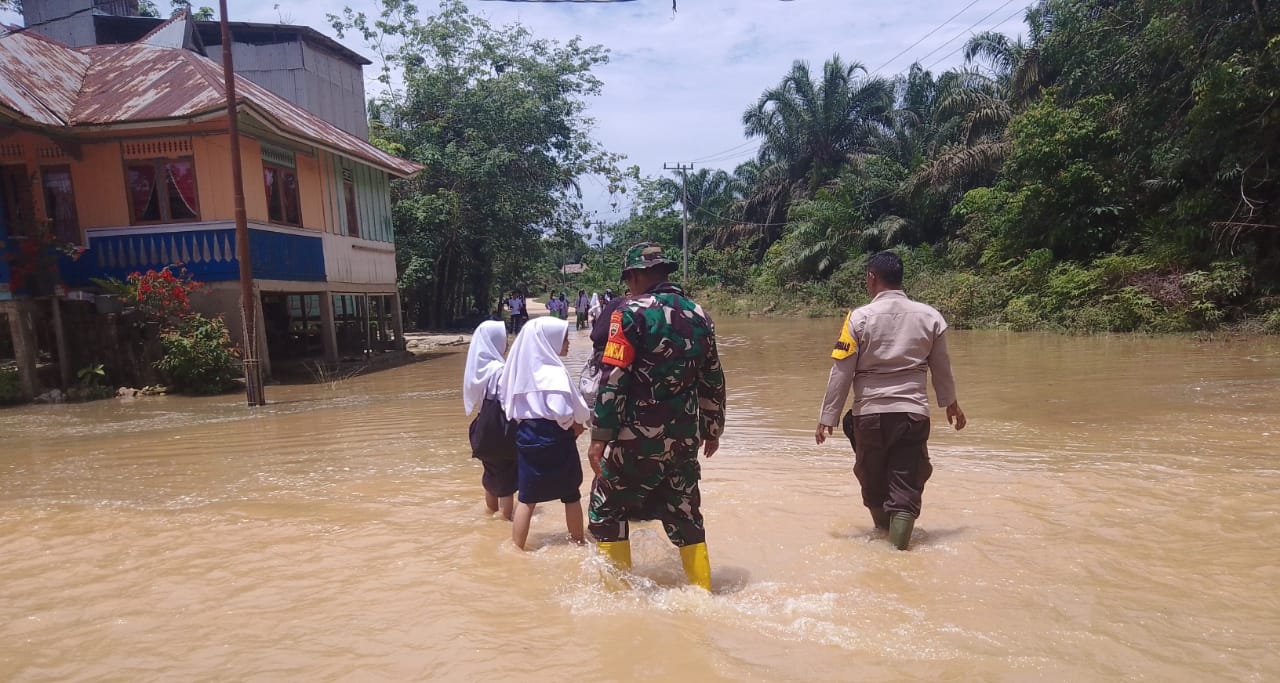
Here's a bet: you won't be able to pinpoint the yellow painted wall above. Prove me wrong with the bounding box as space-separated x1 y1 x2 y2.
239 136 268 224
294 151 326 233
1 127 340 239
75 142 130 229
191 135 231 221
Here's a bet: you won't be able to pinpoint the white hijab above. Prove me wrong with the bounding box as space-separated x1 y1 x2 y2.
462 320 508 415
498 316 588 421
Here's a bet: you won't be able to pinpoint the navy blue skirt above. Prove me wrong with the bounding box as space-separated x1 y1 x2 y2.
515 419 583 504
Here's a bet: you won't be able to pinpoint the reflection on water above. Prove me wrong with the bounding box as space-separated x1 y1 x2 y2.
2 319 1279 681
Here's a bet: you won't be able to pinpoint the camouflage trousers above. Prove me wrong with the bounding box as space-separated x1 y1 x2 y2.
588 438 704 547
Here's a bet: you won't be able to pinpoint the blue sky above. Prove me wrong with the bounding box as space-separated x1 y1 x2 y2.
5 0 1029 220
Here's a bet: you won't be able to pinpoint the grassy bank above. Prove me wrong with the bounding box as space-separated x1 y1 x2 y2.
692 247 1280 336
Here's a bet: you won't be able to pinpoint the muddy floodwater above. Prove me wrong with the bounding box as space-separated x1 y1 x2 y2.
2 318 1279 681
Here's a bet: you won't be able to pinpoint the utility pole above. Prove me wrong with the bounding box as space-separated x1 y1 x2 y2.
663 162 694 281
220 0 265 406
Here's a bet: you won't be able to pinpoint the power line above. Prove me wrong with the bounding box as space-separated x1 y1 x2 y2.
692 144 762 166
870 0 985 75
1 5 107 38
911 0 1018 69
688 139 759 164
926 4 1028 72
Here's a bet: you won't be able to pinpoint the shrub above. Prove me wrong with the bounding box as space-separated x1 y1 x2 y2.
0 368 21 405
1003 295 1045 331
1263 309 1280 335
1098 286 1161 332
155 314 241 395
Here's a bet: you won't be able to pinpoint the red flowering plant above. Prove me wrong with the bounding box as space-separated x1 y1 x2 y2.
92 263 204 323
127 265 204 322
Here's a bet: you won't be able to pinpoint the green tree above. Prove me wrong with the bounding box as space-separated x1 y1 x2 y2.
330 0 622 328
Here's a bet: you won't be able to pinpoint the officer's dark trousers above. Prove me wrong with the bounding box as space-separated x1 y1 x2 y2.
843 411 933 518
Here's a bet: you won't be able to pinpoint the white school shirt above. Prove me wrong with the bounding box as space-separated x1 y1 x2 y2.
507 390 589 430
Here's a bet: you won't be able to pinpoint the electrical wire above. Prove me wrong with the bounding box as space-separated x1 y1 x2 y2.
910 0 1018 68
926 4 1028 72
688 139 760 164
1 5 108 38
869 0 985 75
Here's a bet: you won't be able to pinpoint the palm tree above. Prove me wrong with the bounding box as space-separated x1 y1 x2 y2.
658 169 737 226
742 55 896 193
906 5 1051 194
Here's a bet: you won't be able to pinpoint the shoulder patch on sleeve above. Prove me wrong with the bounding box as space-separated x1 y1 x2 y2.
601 309 636 368
831 313 858 360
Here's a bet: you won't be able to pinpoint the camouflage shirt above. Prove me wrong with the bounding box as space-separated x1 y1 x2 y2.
591 283 726 444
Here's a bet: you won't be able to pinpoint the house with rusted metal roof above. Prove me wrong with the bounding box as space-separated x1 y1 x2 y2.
0 12 421 399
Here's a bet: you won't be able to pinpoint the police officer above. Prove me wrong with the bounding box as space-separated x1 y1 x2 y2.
586 242 726 590
815 251 966 550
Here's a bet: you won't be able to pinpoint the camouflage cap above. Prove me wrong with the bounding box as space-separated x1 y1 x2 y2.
621 241 677 275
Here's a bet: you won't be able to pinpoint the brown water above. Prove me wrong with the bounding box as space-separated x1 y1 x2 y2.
2 319 1279 682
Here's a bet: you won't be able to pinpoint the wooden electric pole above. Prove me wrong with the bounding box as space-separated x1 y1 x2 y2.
219 0 265 406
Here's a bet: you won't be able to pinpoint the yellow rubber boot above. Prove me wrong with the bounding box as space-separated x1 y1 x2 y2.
679 542 712 591
597 541 632 571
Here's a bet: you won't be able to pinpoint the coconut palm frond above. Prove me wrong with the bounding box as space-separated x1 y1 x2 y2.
962 100 1014 145
916 139 1012 189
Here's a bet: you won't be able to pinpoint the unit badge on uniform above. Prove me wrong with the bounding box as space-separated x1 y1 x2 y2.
831 313 858 360
602 310 636 368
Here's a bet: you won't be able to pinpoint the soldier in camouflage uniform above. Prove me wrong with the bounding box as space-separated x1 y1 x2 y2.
586 242 726 591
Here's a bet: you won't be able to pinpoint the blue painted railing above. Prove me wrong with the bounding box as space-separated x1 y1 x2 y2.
59 227 326 287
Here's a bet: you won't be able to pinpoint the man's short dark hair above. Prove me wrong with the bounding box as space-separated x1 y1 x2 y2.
867 251 904 287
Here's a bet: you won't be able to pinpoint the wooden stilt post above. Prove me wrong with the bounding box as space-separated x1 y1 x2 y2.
319 290 338 363
391 291 406 351
50 296 71 389
7 301 39 401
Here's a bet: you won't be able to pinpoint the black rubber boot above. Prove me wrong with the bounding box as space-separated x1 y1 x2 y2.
869 507 890 530
888 512 916 550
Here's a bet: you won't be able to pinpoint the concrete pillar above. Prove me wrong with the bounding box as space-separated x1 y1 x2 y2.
5 301 39 401
391 291 406 351
319 290 338 363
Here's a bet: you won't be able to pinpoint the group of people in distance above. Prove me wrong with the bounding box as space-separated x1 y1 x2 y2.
463 243 966 591
501 289 618 334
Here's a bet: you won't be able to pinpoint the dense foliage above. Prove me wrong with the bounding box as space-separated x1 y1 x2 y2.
582 0 1279 333
332 0 1277 333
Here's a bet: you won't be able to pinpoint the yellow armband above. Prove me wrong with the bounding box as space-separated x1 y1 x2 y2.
831 313 857 360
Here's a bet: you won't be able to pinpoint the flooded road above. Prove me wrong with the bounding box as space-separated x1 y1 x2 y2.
2 318 1279 681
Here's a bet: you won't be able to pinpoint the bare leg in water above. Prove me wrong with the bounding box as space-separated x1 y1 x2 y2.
512 501 536 549
485 493 514 521
565 500 584 544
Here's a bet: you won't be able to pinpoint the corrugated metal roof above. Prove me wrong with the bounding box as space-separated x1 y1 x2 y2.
0 30 89 126
73 44 226 123
0 21 419 177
